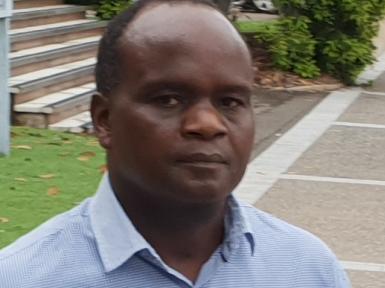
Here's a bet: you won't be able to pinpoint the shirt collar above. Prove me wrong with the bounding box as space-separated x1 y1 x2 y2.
90 174 157 272
222 196 255 260
90 174 256 273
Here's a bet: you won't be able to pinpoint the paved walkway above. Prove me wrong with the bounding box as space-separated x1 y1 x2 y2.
235 54 385 288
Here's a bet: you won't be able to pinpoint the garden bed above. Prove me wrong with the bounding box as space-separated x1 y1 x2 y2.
250 44 343 92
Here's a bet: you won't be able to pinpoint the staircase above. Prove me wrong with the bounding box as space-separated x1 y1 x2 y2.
10 0 107 132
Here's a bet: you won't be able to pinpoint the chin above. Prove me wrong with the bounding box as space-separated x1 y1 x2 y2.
173 181 232 204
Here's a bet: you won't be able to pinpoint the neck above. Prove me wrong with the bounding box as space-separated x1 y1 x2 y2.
109 172 228 281
111 176 227 244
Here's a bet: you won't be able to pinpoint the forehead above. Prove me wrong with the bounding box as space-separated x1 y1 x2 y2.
114 3 252 88
118 2 250 61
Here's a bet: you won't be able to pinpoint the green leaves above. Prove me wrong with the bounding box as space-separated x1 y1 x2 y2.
321 37 374 84
255 17 320 79
97 0 133 20
272 0 385 84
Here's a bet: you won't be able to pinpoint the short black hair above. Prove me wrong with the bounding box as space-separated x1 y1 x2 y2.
95 0 220 97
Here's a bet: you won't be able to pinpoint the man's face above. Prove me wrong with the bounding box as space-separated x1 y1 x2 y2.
95 3 255 204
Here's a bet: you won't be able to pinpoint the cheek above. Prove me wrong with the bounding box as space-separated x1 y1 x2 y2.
110 107 179 156
233 112 255 148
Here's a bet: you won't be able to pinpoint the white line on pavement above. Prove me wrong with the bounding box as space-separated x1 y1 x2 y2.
279 174 385 187
234 89 362 204
362 90 385 97
341 261 385 272
334 122 385 129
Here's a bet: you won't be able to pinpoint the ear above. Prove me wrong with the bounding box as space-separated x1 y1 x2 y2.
91 92 111 149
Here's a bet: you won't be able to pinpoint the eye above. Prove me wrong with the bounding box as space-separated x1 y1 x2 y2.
153 94 181 108
220 97 244 109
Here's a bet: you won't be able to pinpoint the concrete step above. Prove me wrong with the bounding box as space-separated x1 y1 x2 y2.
14 0 65 9
11 5 90 29
10 19 106 51
10 57 96 104
49 110 93 133
10 36 100 76
9 1 103 131
14 83 95 128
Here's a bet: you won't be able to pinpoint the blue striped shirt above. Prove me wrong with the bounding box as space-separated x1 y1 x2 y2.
0 175 350 287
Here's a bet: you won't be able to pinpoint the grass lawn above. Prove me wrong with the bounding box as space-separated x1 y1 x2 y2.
0 127 106 249
235 20 278 34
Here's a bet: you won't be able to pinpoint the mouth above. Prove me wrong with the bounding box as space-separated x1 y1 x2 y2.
176 153 228 167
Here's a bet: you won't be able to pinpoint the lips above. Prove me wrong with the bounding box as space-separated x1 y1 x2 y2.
176 153 228 165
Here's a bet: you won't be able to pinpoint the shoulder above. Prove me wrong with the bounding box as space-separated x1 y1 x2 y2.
0 199 97 287
0 198 92 259
240 201 331 251
239 202 350 287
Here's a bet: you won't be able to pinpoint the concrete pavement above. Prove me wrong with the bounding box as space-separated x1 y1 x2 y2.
236 55 385 287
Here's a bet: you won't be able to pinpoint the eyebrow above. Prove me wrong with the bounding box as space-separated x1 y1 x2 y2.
138 81 196 94
136 79 253 96
217 85 253 95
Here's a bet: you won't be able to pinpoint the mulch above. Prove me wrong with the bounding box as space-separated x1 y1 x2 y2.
249 44 344 92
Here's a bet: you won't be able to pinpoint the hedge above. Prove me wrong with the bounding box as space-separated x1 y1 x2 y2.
272 0 385 84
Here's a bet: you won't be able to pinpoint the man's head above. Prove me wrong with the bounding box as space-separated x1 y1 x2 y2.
92 0 255 205
95 0 218 96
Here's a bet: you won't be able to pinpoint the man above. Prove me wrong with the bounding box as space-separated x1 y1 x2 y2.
0 0 351 287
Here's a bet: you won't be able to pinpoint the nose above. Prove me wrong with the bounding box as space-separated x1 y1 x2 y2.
181 101 227 140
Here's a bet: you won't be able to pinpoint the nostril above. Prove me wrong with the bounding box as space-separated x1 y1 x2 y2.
181 104 228 139
186 131 202 138
182 120 227 140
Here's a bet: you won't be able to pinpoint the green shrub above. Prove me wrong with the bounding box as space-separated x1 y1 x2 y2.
254 17 320 78
274 0 385 84
97 0 132 20
64 0 99 5
65 0 132 19
321 36 374 84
